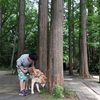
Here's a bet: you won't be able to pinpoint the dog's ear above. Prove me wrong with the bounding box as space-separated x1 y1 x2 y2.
43 75 47 81
41 75 47 83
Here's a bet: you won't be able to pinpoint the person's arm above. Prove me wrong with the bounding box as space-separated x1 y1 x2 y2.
32 66 38 76
18 66 27 74
17 57 28 74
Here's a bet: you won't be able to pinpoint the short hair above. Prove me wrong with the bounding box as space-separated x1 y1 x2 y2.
29 52 37 61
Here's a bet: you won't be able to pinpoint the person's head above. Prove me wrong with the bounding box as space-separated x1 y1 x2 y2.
29 52 37 61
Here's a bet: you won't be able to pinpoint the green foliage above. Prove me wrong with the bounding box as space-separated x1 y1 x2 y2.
63 19 69 62
87 42 99 48
0 0 18 67
0 0 38 67
40 84 64 99
40 88 47 94
0 0 100 74
40 84 74 99
48 84 64 99
0 65 10 70
63 88 73 96
86 4 100 74
25 4 38 52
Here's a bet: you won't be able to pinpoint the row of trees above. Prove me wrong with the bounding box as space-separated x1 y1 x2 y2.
66 0 100 76
0 0 100 92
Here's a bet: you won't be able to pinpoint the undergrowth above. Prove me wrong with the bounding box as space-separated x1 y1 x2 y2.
0 66 10 71
40 84 75 99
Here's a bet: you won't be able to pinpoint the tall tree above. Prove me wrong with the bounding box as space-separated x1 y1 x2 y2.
79 0 90 77
87 0 94 68
38 0 48 75
18 0 25 57
72 0 76 70
68 0 73 75
48 0 64 92
97 0 100 82
0 3 2 32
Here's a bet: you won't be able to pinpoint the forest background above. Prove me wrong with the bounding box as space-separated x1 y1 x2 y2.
0 0 100 91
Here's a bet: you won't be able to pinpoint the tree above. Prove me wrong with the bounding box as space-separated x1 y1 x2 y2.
38 0 48 75
87 0 94 69
68 0 73 75
97 0 100 82
48 0 64 92
72 0 77 70
18 0 25 57
79 0 90 77
0 4 1 31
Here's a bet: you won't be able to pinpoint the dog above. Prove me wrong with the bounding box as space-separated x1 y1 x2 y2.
26 67 47 94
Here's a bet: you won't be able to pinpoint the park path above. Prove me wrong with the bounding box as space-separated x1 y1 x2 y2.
64 71 100 100
0 70 100 100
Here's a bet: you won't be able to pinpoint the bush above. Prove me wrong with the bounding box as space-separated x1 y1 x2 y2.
51 84 64 98
40 84 75 99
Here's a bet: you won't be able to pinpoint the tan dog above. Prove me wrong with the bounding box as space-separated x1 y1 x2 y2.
26 67 47 94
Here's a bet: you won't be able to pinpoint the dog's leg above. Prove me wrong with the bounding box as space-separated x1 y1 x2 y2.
36 83 40 93
25 80 28 90
28 79 31 90
31 79 35 94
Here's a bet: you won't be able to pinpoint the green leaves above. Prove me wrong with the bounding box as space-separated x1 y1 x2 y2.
51 84 64 98
87 42 99 48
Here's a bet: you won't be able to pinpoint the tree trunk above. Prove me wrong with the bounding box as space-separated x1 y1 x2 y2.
18 0 25 57
0 4 2 33
87 0 94 69
72 0 76 70
10 35 17 74
38 0 48 75
48 0 64 92
97 0 100 82
68 0 73 75
79 0 90 78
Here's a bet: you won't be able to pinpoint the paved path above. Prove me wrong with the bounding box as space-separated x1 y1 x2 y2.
0 70 100 100
0 71 46 100
64 71 100 100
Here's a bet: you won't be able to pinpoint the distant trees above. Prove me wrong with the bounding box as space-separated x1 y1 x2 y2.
86 0 100 74
18 0 25 57
0 0 100 80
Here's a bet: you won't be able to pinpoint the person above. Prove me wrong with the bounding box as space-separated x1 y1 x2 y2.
16 52 38 96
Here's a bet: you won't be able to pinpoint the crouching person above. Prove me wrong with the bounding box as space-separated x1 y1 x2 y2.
16 52 38 96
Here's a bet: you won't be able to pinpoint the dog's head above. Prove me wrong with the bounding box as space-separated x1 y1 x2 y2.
36 69 47 84
29 68 47 87
39 74 47 87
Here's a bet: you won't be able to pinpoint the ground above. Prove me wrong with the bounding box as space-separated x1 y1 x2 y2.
0 70 100 100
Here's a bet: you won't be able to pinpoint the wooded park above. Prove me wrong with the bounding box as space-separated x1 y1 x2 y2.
0 0 100 95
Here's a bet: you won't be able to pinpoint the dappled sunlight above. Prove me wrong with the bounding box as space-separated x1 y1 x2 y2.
67 82 81 85
64 78 73 81
93 75 99 79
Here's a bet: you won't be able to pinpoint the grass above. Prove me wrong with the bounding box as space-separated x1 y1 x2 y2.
39 84 77 100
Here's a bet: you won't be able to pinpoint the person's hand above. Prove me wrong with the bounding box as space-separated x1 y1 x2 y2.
19 66 28 74
23 69 28 74
34 71 38 76
31 66 38 76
